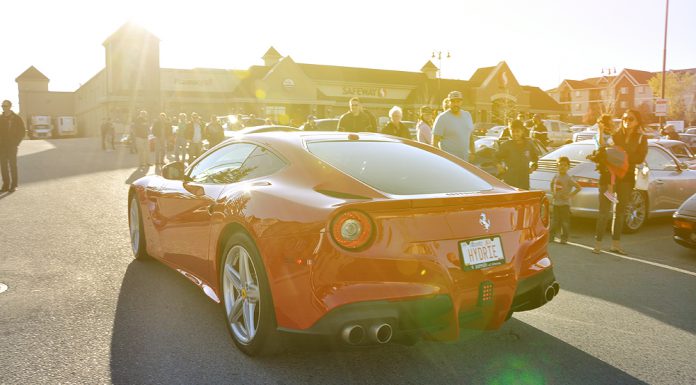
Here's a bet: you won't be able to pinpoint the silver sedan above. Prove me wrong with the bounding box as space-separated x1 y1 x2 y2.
530 140 696 232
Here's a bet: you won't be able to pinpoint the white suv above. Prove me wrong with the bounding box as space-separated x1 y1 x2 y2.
542 120 574 147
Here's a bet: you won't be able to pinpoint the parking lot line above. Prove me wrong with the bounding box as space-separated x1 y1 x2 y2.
564 241 696 278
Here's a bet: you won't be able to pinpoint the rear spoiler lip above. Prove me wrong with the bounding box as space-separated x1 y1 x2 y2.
335 189 545 211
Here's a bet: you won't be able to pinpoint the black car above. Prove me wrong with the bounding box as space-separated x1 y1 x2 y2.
673 192 696 249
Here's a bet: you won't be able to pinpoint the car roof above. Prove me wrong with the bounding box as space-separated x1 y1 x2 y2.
573 139 668 149
225 129 401 147
649 138 685 145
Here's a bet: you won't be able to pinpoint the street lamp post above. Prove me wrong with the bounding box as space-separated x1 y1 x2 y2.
659 0 670 129
431 50 451 79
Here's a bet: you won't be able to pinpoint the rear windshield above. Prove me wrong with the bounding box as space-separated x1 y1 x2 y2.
542 143 595 162
306 141 492 195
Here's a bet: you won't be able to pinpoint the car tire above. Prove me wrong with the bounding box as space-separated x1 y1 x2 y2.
220 232 282 356
128 195 149 260
623 190 648 233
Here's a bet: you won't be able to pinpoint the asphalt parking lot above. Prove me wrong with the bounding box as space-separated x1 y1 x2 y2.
1 138 694 385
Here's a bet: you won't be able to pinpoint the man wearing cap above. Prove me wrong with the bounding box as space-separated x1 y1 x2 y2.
337 97 376 133
0 100 26 192
432 91 476 161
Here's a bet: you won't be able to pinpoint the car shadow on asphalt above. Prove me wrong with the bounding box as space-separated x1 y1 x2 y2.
110 260 644 385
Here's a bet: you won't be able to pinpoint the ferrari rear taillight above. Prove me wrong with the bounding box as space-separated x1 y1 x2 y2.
330 210 374 250
540 196 550 227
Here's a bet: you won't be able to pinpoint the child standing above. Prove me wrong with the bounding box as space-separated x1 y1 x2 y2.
550 156 582 244
594 114 620 204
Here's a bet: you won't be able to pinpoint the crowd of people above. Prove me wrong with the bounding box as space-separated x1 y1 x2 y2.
101 111 225 168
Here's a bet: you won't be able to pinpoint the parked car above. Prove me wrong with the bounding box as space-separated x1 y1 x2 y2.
678 133 696 153
573 125 598 142
530 139 696 232
570 124 590 133
486 125 507 137
542 120 574 147
652 139 696 168
218 115 267 131
299 118 339 131
474 122 497 137
224 125 298 139
473 136 549 176
129 131 558 355
673 193 696 249
574 122 662 143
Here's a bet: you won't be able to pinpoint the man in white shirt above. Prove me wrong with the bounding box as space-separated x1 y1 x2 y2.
432 91 476 162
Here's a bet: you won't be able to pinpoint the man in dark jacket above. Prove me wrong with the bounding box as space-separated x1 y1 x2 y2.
151 112 171 166
0 100 26 192
337 97 376 133
132 110 151 168
495 119 538 190
206 115 224 148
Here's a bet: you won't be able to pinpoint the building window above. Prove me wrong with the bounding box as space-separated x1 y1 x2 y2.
620 87 628 94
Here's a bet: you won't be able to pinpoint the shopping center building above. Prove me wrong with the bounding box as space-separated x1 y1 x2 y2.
15 23 564 136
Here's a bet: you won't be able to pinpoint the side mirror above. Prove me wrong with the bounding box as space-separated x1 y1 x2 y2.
162 161 186 180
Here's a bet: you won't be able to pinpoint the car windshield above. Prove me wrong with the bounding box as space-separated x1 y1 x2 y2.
542 143 595 162
661 142 694 158
306 141 493 195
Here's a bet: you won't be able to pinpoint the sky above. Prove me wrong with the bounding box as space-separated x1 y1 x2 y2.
2 0 696 108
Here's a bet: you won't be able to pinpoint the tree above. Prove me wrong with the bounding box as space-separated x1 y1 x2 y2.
648 71 696 120
583 101 602 124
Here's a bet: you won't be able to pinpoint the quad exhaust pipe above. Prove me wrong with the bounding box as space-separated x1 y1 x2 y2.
369 323 393 344
341 324 365 345
341 322 393 345
544 281 560 302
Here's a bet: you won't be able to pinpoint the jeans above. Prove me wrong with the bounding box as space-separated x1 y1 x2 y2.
188 142 202 164
154 137 167 165
595 181 632 241
0 146 19 188
550 205 571 242
135 137 149 166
